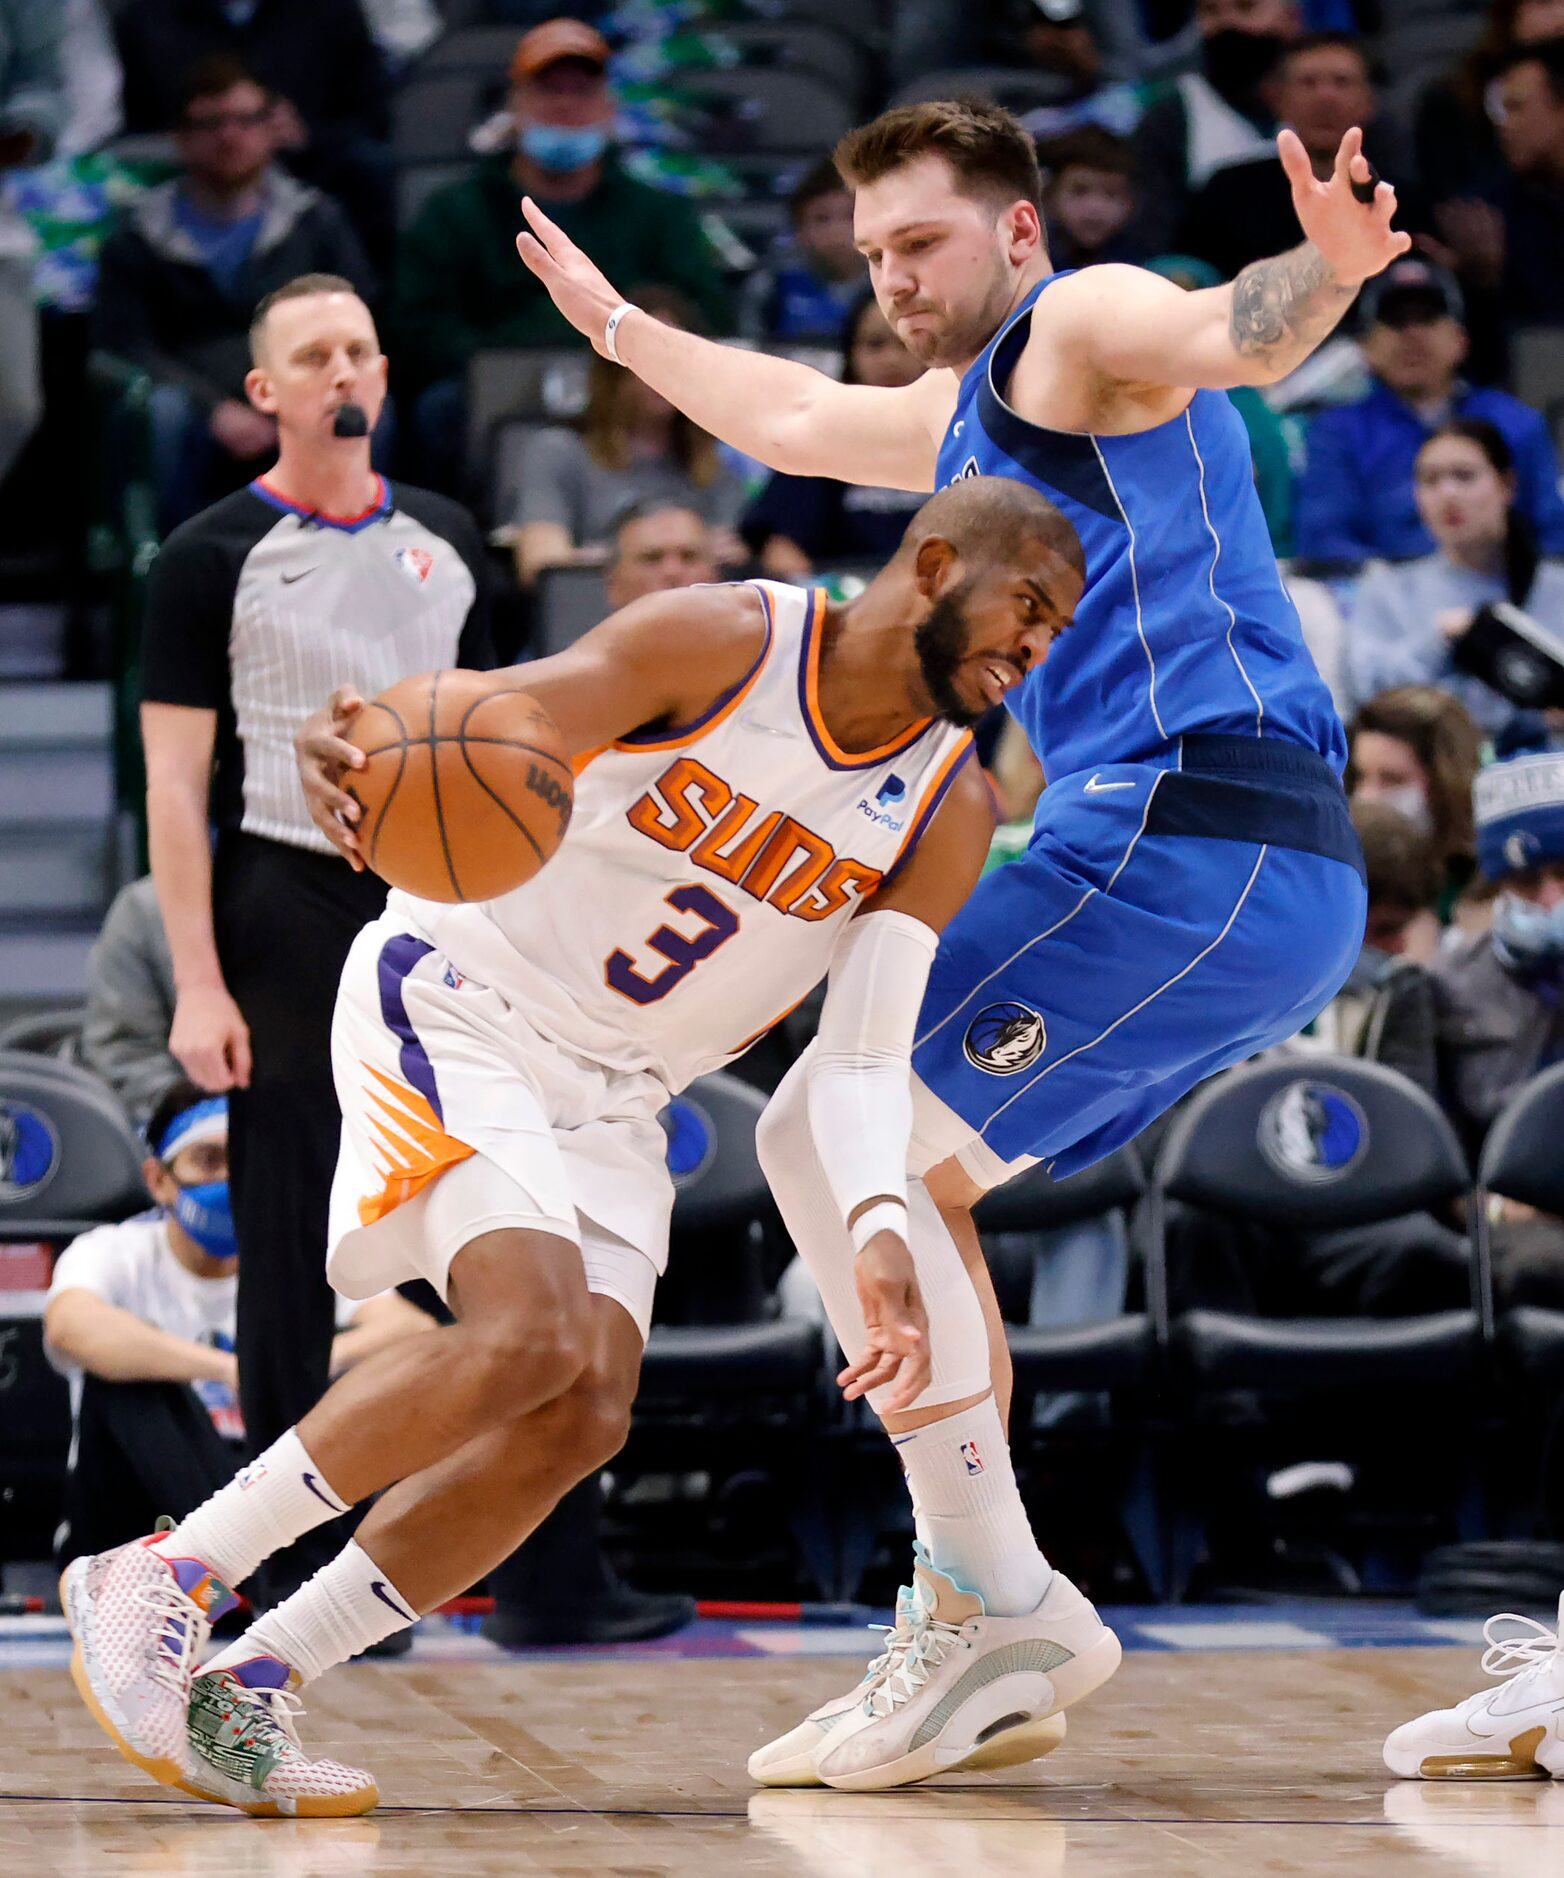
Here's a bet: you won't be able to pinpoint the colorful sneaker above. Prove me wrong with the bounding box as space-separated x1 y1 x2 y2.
61 1530 237 1788
748 1574 1067 1787
812 1558 1120 1792
183 1655 379 1817
1384 1596 1564 1780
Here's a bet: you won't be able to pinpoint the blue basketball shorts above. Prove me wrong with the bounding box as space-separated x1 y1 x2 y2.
911 736 1368 1179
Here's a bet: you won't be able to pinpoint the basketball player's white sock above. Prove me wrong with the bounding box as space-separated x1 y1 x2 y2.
893 1397 1053 1618
204 1541 417 1686
149 1429 351 1588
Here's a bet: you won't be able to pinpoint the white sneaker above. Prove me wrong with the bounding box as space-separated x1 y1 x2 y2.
182 1654 379 1817
1384 1596 1564 1781
810 1559 1121 1793
61 1532 237 1789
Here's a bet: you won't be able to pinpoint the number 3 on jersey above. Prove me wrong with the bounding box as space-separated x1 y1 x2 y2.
605 884 740 1005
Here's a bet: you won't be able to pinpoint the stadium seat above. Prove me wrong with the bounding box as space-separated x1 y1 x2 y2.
652 67 857 155
626 1073 836 1595
465 348 590 491
889 67 1080 115
0 1053 149 1562
1153 1056 1482 1594
0 1007 87 1063
1479 1064 1564 1427
391 71 497 164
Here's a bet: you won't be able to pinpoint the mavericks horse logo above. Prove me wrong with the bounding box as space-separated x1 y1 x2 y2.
0 1101 59 1201
1257 1081 1367 1184
963 1002 1047 1076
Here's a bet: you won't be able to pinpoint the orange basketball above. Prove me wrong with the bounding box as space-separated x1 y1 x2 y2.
345 670 573 903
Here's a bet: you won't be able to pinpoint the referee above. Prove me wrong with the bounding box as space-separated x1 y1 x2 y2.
139 272 492 1602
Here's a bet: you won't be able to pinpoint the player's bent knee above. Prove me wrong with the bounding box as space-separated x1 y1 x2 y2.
527 1362 636 1477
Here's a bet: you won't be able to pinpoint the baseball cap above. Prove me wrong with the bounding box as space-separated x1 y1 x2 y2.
1360 256 1464 328
510 18 611 83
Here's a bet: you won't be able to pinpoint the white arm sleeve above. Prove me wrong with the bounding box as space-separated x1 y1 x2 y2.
805 908 940 1249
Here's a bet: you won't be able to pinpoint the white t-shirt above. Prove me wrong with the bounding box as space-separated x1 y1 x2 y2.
47 1211 365 1440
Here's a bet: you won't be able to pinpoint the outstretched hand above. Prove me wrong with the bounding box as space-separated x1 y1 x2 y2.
839 1230 931 1413
515 196 627 356
1279 125 1411 289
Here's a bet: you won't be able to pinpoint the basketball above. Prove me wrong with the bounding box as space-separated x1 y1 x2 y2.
345 670 573 903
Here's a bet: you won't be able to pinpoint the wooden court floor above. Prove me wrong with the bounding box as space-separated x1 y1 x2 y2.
4 1648 1560 1876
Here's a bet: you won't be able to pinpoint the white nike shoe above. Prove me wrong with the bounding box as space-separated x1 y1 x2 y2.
809 1558 1121 1793
61 1530 238 1788
183 1654 379 1817
748 1574 1069 1787
1384 1595 1564 1780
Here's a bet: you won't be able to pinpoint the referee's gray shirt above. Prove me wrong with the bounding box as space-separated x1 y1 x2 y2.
140 473 494 854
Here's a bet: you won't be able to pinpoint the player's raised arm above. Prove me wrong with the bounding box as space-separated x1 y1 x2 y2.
295 584 768 861
1043 127 1411 392
799 755 997 1411
516 197 945 491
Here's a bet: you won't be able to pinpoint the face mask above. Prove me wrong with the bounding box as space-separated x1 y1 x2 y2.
518 123 609 173
171 1176 238 1261
1493 891 1564 979
1202 29 1286 101
1376 783 1434 838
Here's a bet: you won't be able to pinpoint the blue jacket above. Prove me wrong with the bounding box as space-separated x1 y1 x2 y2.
1295 380 1564 563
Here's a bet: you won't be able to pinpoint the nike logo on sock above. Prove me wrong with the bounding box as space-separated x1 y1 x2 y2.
301 1472 344 1512
370 1580 415 1621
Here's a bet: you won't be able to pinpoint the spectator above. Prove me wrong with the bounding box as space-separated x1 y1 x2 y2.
1294 256 1564 563
512 287 747 587
113 0 392 267
44 1082 431 1563
1432 751 1564 1304
94 56 377 531
1453 38 1564 330
603 501 717 609
1144 252 1296 553
1413 0 1564 207
1038 126 1143 269
1347 685 1484 912
82 875 179 1128
1015 0 1146 143
0 0 64 487
138 274 493 1604
1346 419 1564 740
1182 33 1402 279
397 19 731 492
741 292 925 580
738 158 864 343
1131 0 1295 255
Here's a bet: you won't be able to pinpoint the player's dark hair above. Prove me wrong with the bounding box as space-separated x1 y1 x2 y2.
249 274 364 359
1419 418 1537 606
1037 125 1137 187
906 475 1086 585
146 1078 217 1161
835 97 1043 213
1347 686 1483 869
790 156 849 222
176 54 272 123
1352 798 1442 916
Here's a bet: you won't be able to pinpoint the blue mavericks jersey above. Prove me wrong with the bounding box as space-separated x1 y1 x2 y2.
938 274 1346 782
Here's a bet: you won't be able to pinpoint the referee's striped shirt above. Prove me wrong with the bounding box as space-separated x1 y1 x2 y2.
140 474 493 853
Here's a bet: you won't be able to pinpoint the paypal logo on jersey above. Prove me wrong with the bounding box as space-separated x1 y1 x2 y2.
857 773 907 831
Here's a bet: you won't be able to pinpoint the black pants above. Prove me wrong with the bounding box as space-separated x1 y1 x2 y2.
59 1377 240 1564
215 832 386 1600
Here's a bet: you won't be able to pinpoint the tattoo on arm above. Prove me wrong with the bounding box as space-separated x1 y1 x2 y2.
1229 243 1356 373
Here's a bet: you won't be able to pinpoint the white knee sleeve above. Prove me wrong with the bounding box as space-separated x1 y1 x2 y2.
758 1051 993 1414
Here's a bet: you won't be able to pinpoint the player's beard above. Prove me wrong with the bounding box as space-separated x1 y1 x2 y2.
915 587 985 729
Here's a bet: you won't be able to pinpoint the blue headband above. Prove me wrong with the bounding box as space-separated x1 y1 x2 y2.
151 1095 229 1162
1475 753 1564 879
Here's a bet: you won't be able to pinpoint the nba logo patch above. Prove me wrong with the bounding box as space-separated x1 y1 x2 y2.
395 546 433 584
960 1440 985 1476
442 963 464 989
237 1460 269 1491
963 1001 1047 1076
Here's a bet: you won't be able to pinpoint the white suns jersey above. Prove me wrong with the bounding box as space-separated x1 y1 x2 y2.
389 582 974 1092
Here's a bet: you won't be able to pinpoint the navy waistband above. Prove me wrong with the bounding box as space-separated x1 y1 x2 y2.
1147 737 1365 881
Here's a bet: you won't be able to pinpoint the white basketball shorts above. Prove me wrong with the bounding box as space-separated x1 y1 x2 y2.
326 914 673 1339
